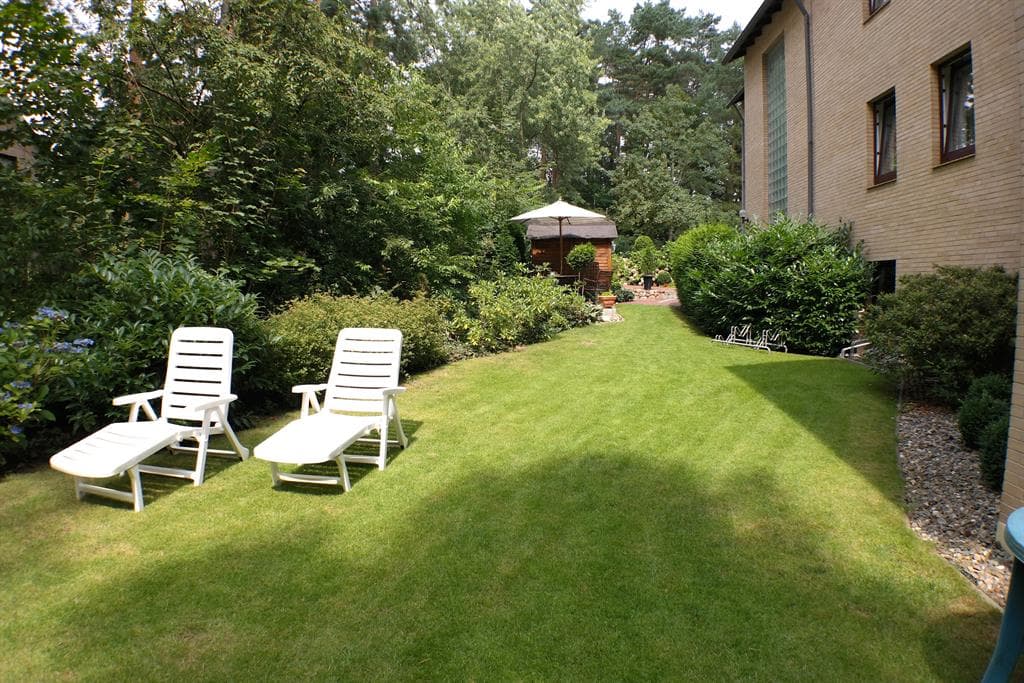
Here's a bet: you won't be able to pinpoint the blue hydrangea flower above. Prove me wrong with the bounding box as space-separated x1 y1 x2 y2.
10 380 31 389
16 403 33 411
73 338 95 347
10 425 23 435
1 391 11 401
34 307 68 321
51 342 74 353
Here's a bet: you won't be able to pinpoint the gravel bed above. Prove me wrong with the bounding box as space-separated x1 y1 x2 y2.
898 402 1011 606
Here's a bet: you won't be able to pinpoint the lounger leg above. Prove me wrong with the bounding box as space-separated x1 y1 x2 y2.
221 421 250 460
270 462 281 487
336 457 351 492
74 478 86 501
193 434 209 486
377 423 389 470
128 466 145 512
392 406 408 449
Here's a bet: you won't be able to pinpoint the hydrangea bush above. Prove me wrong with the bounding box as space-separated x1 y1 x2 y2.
0 308 92 457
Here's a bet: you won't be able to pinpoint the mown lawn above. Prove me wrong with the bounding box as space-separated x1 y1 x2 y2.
0 305 1003 680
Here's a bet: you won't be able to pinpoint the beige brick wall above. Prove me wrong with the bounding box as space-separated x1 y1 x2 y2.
742 0 1021 276
997 0 1024 529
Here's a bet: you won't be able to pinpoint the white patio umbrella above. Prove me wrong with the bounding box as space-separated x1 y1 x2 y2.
509 199 606 273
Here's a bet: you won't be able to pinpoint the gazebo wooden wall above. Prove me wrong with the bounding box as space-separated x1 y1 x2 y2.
530 237 613 291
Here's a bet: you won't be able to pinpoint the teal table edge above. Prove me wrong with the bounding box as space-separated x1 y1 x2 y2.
983 507 1024 682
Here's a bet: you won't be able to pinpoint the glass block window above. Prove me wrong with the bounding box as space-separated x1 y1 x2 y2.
872 90 896 184
939 48 974 162
764 40 787 214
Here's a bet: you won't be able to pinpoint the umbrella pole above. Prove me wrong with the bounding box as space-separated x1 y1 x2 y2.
558 217 564 274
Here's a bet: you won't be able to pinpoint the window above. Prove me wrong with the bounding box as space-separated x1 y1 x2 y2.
764 40 787 214
0 154 16 170
938 48 974 162
868 0 890 14
869 260 896 301
872 91 896 184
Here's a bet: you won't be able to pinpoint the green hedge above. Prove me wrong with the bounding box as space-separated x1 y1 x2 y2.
452 274 597 353
863 266 1017 404
672 219 870 356
265 294 450 389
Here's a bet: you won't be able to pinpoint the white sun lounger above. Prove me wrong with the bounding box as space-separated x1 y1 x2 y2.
49 327 249 511
254 328 408 490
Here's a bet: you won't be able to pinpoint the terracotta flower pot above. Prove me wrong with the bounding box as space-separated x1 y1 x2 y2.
598 294 617 309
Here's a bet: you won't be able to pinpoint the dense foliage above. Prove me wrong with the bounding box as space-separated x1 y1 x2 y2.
673 219 871 356
980 414 1011 491
863 266 1017 404
453 274 598 353
65 251 271 431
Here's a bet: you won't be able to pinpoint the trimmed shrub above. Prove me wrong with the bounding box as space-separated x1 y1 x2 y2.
669 223 736 287
63 251 271 432
632 235 658 275
266 294 450 388
673 218 871 356
654 270 672 286
980 413 1010 491
958 374 1012 448
565 243 597 272
453 274 597 353
863 266 1017 404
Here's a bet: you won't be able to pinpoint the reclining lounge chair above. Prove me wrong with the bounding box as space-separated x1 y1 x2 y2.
49 327 249 511
253 328 408 490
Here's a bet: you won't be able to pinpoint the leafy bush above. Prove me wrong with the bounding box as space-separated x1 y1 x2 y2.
958 374 1012 449
863 266 1017 404
453 274 597 353
266 294 450 388
566 243 597 272
669 223 736 286
63 251 271 432
612 282 635 302
654 271 672 286
674 218 871 356
980 414 1010 491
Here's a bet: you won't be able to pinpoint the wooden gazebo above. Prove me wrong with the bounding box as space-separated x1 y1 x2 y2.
527 217 618 292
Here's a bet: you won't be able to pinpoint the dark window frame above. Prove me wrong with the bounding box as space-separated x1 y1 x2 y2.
938 47 975 163
0 153 16 170
871 90 897 184
868 0 890 16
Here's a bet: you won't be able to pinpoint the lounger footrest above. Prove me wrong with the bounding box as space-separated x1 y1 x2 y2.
50 422 189 512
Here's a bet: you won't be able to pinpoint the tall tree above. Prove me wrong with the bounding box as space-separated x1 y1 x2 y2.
585 0 742 237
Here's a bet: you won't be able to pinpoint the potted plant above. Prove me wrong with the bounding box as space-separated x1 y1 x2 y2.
598 291 617 308
633 235 658 290
565 243 597 294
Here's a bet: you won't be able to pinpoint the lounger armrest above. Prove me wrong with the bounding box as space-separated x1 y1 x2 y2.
382 387 406 396
112 389 164 406
193 394 238 413
292 384 329 394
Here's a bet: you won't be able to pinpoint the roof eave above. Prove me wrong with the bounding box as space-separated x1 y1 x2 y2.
722 0 785 64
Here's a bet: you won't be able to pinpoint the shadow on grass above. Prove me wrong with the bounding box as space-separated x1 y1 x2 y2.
727 359 901 506
41 451 997 680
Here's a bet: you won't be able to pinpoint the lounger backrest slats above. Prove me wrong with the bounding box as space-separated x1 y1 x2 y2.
324 328 402 415
161 327 234 425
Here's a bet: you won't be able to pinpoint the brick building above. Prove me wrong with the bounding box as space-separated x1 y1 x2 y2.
724 0 1024 537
